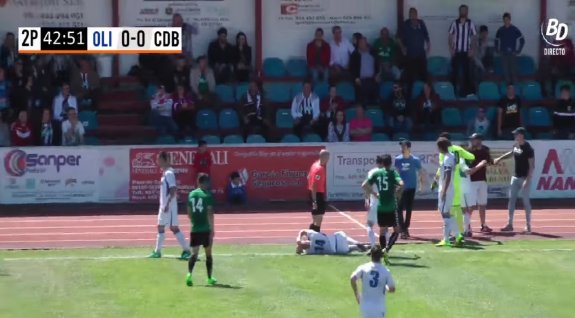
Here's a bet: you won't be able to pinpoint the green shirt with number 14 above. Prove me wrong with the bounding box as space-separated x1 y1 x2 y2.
367 168 402 213
188 188 214 233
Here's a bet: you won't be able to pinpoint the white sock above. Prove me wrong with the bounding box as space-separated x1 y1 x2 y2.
154 233 165 253
443 218 451 242
385 230 391 242
367 225 376 248
450 217 460 236
174 231 189 251
464 213 471 231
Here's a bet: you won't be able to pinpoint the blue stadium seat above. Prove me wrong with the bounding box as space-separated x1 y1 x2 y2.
155 135 176 145
302 133 322 142
365 108 385 128
379 81 394 100
84 136 100 145
521 81 542 100
427 56 449 76
555 80 574 98
392 132 410 141
246 134 266 143
281 134 301 143
223 134 244 144
262 57 286 78
433 82 456 101
463 107 478 124
275 109 293 128
201 135 221 145
371 133 390 141
336 81 355 102
478 81 500 101
235 82 249 101
78 111 98 131
215 84 235 103
441 107 463 127
345 108 357 121
536 132 554 140
219 108 240 129
528 107 552 127
263 83 291 103
290 82 303 98
314 82 329 100
411 80 424 99
493 56 504 76
517 56 536 76
285 58 308 78
485 106 498 122
423 132 437 141
450 132 466 141
179 137 196 144
195 109 218 130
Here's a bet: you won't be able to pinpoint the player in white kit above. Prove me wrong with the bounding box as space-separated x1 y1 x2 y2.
148 151 191 259
350 246 396 318
295 230 369 255
436 138 460 247
365 156 385 248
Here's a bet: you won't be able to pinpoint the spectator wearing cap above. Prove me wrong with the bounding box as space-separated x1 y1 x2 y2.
495 13 525 85
372 27 400 81
306 28 331 83
349 37 379 105
466 133 493 233
291 80 321 139
189 55 216 107
467 106 491 138
414 81 441 129
349 104 373 142
398 7 430 98
494 127 534 233
497 84 523 139
329 26 355 80
394 139 424 238
227 171 247 205
553 85 575 139
207 27 235 84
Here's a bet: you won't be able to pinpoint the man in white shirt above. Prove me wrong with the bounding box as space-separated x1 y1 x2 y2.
61 108 85 146
291 80 320 138
329 25 354 77
150 84 178 136
148 151 191 259
295 229 368 255
52 83 78 121
350 246 396 318
436 137 460 247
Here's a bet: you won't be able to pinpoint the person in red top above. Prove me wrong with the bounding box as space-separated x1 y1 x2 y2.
193 139 212 180
307 149 330 232
10 109 34 146
318 85 345 140
306 28 331 83
466 133 493 233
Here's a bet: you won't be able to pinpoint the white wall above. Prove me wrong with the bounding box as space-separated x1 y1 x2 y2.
547 0 575 31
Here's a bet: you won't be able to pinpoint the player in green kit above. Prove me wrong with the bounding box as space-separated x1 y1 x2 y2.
362 155 404 265
185 173 217 287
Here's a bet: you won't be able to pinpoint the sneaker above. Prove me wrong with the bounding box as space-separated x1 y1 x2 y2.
180 250 191 260
500 224 514 232
480 225 493 233
400 232 408 240
435 239 452 247
463 231 472 238
207 277 218 286
185 273 193 286
382 251 391 266
147 251 161 258
523 225 532 234
454 234 465 246
404 230 411 238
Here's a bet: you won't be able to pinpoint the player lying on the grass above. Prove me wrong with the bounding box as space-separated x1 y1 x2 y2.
362 154 404 265
350 245 396 318
295 229 369 255
186 173 217 287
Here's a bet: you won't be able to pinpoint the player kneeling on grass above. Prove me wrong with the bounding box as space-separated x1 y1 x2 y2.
350 245 396 318
362 154 404 265
186 173 217 287
295 229 369 255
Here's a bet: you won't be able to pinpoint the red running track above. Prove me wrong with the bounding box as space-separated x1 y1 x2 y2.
0 207 574 250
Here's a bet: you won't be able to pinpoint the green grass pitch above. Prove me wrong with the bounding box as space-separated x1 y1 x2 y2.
1 240 574 318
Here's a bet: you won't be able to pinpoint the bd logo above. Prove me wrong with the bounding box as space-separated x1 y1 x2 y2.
541 18 569 56
4 149 82 177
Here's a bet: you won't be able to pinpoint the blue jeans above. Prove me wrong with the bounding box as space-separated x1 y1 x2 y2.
151 110 178 136
507 176 532 227
311 67 329 83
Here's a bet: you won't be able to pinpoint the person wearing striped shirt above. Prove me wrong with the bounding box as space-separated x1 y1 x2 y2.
448 4 477 97
291 80 320 139
495 13 525 85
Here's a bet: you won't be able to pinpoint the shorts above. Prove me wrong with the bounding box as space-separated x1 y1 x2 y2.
438 192 454 217
333 231 350 254
157 205 179 226
310 192 327 216
469 181 488 206
190 231 212 248
377 212 397 228
360 304 386 318
367 201 378 225
461 192 470 208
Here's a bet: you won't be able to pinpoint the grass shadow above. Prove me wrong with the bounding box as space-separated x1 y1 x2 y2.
390 255 421 261
525 232 562 239
390 262 429 268
205 283 242 289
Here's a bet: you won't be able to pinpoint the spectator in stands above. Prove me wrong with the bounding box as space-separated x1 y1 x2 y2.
467 106 491 138
31 56 56 109
61 108 84 146
227 171 247 205
193 140 212 179
318 85 345 139
9 58 26 87
414 82 441 129
0 32 17 70
50 55 72 83
0 110 9 146
474 25 495 84
351 32 363 49
70 58 101 107
387 82 412 135
372 27 400 81
306 28 331 83
329 26 354 81
240 80 268 139
173 55 191 91
398 7 430 98
189 55 216 107
495 13 525 85
150 84 178 137
448 4 477 97
234 32 252 82
10 75 37 113
349 104 373 141
553 85 575 139
550 38 575 87
291 80 320 138
0 67 10 111
172 13 197 62
327 109 350 142
207 27 235 84
10 109 33 146
36 108 61 146
52 82 78 122
497 84 523 139
350 37 379 105
172 84 196 136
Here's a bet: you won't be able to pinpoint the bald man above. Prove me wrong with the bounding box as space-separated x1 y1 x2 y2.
307 149 330 232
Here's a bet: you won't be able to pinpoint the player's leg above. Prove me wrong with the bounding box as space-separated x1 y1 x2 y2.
366 203 378 248
450 206 463 245
386 215 400 253
436 198 452 247
204 234 217 285
396 191 406 236
309 192 326 232
402 189 416 238
186 233 201 287
477 181 492 232
168 208 191 259
149 208 167 257
502 176 521 231
462 194 472 237
377 213 388 249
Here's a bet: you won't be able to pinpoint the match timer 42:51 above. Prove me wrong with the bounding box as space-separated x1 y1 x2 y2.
18 27 182 54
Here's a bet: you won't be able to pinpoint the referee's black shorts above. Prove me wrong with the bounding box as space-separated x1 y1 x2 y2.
310 191 327 216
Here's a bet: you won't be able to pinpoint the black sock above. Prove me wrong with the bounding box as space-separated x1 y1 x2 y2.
379 234 387 249
206 256 213 278
387 232 399 252
188 254 198 273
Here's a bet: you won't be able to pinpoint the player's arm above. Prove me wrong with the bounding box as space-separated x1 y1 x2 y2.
441 162 453 200
386 274 396 293
394 172 404 200
164 172 177 212
494 151 513 164
416 159 425 192
350 270 361 304
362 176 378 198
457 146 476 161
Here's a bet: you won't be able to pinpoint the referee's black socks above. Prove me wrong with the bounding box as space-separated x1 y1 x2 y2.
188 254 198 273
206 256 213 278
387 232 399 252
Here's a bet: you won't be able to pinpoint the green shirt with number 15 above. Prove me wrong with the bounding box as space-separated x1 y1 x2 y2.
367 168 402 213
188 188 214 233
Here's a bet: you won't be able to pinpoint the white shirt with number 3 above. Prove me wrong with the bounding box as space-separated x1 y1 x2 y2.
351 262 395 317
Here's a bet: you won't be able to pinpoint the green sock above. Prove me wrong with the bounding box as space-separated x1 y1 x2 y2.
453 206 464 233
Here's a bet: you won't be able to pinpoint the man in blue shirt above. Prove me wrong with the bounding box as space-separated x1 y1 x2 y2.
495 13 525 84
398 7 430 99
394 139 425 239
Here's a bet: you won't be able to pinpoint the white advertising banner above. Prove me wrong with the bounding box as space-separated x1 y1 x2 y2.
262 0 397 60
96 147 130 202
0 147 100 204
403 0 540 61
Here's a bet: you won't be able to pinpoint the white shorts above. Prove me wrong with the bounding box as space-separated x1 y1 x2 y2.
461 191 470 208
469 181 488 206
157 205 179 226
334 231 350 254
360 304 385 318
438 193 454 216
367 202 378 225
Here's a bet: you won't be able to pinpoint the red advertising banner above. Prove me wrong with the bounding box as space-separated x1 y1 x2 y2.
129 146 323 203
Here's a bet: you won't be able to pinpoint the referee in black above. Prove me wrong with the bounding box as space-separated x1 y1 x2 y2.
448 4 477 97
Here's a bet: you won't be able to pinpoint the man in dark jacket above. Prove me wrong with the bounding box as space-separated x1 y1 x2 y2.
349 37 379 105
